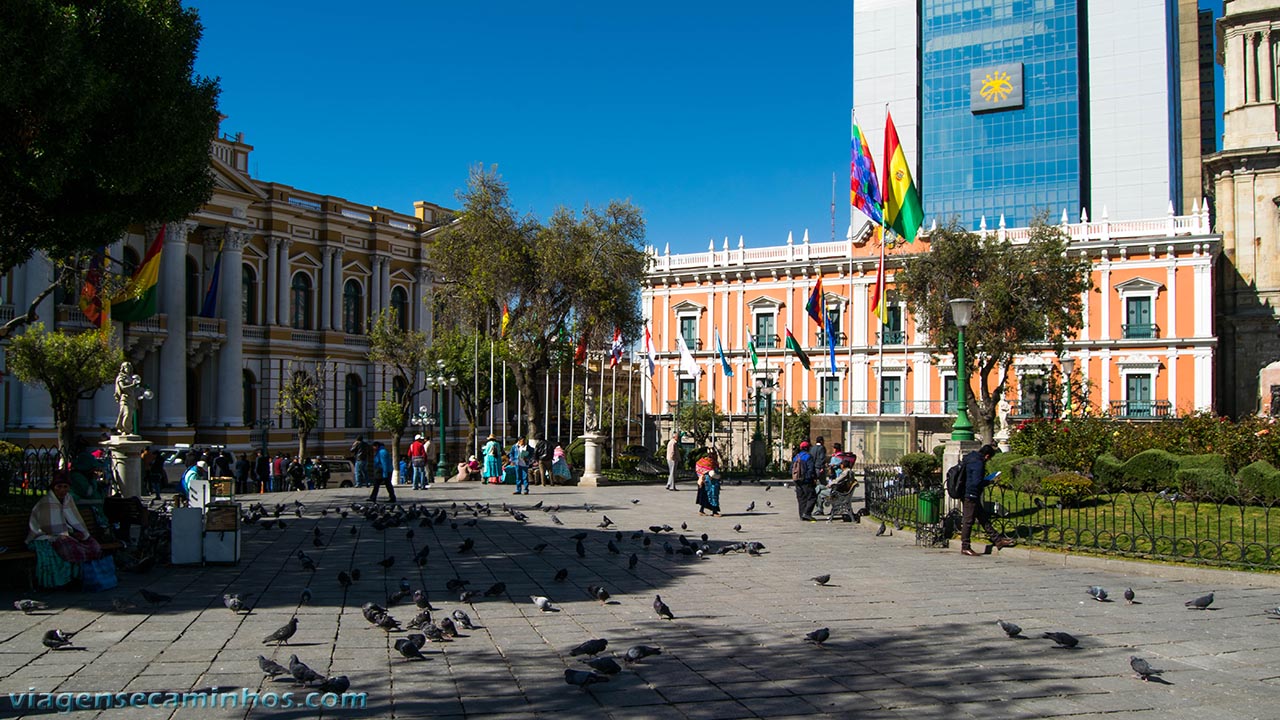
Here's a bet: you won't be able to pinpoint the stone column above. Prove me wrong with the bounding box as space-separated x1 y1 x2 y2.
216 228 247 425
19 252 56 428
265 237 279 326
277 239 292 327
157 222 196 428
382 258 392 321
332 249 344 331
319 247 332 331
416 267 432 336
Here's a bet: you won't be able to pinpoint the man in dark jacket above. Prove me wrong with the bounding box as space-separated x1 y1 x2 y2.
792 441 817 521
253 450 270 494
959 444 1016 556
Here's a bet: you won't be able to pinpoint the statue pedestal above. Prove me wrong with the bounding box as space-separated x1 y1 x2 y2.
101 434 149 499
578 433 606 487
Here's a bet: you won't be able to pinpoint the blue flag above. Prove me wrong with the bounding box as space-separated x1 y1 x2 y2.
199 244 223 318
715 327 734 377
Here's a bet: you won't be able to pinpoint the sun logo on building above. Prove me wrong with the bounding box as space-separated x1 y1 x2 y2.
980 70 1014 103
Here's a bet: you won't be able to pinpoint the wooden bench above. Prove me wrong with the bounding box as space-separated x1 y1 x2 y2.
0 509 123 588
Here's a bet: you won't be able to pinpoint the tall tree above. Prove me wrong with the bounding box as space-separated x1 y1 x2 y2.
0 0 221 338
895 220 1093 442
368 308 431 470
430 165 647 441
276 363 328 461
5 324 122 458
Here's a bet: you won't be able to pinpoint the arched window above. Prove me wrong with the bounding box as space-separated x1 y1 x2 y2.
392 376 408 407
291 272 312 329
344 374 363 428
343 279 363 334
242 264 257 325
186 255 201 318
390 287 409 331
242 369 257 426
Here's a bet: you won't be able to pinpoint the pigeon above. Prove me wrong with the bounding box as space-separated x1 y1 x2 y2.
997 619 1022 638
457 538 474 553
554 568 568 582
484 582 507 597
420 624 446 643
628 553 639 570
139 589 172 606
297 552 317 572
607 541 620 555
350 568 361 582
600 514 615 527
532 596 556 612
1088 586 1109 602
576 540 586 558
337 572 352 589
570 532 588 541
377 556 395 570
451 609 475 629
653 594 674 620
663 541 674 555
445 578 469 593
111 598 137 613
288 654 323 685
1265 606 1280 619
349 526 358 536
624 645 662 663
550 514 564 526
42 629 76 650
375 614 402 631
588 585 611 604
300 588 312 605
570 638 608 657
811 574 831 586
398 577 411 593
804 627 830 645
316 675 350 693
1124 588 1136 604
223 593 252 613
394 638 426 660
439 617 459 637
406 610 433 629
459 591 480 603
745 501 755 512
14 599 48 614
1130 656 1162 681
564 668 609 689
533 543 548 553
258 654 288 678
1185 592 1214 610
875 522 887 537
263 618 299 645
1042 631 1079 649
581 656 622 675
733 524 743 533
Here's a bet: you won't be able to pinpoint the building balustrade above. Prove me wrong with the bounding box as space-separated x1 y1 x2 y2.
1122 323 1160 339
878 329 906 345
1109 399 1173 419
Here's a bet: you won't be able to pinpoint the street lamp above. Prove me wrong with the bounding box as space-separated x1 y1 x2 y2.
755 376 777 467
1060 356 1076 417
949 298 975 441
426 360 458 479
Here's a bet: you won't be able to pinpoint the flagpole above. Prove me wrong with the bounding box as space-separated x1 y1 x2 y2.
474 324 480 458
569 361 576 440
557 366 563 442
489 339 495 438
543 371 550 442
610 362 617 466
502 360 508 446
627 354 635 450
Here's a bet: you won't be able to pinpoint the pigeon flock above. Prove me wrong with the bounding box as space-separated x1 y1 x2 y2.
5 487 1263 706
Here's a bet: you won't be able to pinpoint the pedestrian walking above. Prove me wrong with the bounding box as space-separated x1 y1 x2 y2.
482 435 502 483
959 444 1016 556
791 441 817 521
666 434 681 491
408 434 429 489
695 449 722 516
270 454 284 493
368 441 397 503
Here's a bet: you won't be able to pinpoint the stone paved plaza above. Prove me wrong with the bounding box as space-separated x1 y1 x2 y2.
2 480 1279 719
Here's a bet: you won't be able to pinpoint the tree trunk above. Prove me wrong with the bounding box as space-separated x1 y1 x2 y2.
512 364 544 442
390 432 403 483
297 430 309 464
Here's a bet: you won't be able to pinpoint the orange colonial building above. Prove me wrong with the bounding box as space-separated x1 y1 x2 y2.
642 206 1219 464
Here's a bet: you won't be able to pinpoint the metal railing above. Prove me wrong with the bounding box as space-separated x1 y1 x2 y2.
0 446 62 504
1122 323 1159 339
862 464 929 530
878 330 906 345
815 330 847 347
1108 400 1173 418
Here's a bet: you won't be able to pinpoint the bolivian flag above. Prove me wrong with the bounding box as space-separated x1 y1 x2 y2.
883 111 923 243
112 225 165 322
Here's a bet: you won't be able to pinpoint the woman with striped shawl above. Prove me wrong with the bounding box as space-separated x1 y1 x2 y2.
694 448 722 517
26 472 102 588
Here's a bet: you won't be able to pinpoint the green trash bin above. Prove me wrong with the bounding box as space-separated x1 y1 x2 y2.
918 493 941 524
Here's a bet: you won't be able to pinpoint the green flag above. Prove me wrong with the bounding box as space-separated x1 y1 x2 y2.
747 331 759 370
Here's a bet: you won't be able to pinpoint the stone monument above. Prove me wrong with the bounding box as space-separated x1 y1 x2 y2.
578 387 606 487
102 361 149 498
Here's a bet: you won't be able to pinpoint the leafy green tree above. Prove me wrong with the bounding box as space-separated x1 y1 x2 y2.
773 404 818 453
368 308 431 468
0 0 221 338
5 324 122 458
423 326 494 457
674 401 727 449
276 363 327 461
895 220 1092 442
429 165 647 442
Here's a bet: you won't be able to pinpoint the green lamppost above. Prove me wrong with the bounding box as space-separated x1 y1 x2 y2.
427 360 458 479
949 297 975 441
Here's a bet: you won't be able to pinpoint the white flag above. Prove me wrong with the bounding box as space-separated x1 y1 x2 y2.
676 333 701 379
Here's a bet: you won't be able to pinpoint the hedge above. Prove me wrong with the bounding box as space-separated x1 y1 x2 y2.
1175 467 1238 501
1040 471 1094 505
1237 460 1280 504
900 453 940 484
1091 453 1125 493
1119 449 1181 492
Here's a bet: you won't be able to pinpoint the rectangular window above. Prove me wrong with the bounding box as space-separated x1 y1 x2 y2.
880 376 903 414
881 306 905 344
1124 297 1155 338
1125 374 1152 417
754 313 775 348
944 376 957 414
679 317 698 349
678 379 697 408
822 377 841 414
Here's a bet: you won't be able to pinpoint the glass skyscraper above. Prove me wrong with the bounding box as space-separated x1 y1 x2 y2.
920 0 1083 227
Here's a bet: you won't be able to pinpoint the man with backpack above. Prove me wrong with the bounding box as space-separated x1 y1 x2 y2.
955 444 1016 556
791 441 818 521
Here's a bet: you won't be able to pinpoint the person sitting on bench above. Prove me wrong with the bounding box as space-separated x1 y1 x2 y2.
27 471 103 588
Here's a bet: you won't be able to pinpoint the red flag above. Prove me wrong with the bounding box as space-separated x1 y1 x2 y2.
574 332 588 365
78 250 106 327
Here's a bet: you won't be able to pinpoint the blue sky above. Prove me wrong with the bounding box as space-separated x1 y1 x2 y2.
188 2 855 255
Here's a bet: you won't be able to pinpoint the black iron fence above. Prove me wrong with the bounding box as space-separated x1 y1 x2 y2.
0 445 62 505
863 463 1280 569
